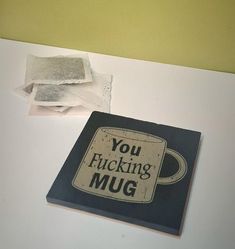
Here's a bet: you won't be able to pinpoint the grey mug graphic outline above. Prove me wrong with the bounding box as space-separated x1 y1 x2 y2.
72 127 187 203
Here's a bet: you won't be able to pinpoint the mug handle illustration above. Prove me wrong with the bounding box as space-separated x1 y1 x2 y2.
158 148 187 185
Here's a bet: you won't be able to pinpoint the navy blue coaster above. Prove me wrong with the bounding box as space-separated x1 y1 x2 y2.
47 111 201 235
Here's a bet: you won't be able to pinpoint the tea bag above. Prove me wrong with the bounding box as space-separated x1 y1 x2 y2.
25 54 93 85
29 71 112 112
28 105 90 116
45 106 71 113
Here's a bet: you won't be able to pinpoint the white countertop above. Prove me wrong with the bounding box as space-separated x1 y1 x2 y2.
1 38 235 249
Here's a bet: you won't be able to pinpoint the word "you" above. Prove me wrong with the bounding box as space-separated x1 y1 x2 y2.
111 138 141 156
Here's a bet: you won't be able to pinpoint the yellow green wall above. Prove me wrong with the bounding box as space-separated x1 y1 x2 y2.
1 0 235 73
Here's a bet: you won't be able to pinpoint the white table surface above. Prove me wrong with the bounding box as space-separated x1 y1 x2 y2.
1 38 235 249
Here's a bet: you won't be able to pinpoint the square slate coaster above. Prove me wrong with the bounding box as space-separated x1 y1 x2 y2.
46 111 201 235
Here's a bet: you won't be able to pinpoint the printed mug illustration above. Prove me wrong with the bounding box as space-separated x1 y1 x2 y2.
72 127 187 203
